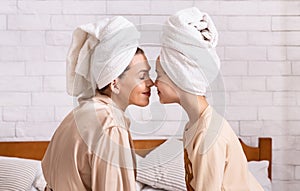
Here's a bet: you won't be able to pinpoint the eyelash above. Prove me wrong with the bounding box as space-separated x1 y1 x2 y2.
139 72 149 80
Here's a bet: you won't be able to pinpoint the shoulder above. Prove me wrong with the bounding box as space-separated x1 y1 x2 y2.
77 98 112 117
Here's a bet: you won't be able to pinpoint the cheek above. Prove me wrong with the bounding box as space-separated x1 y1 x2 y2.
156 81 178 101
129 83 150 106
157 80 173 92
119 78 141 97
156 78 167 88
131 83 144 95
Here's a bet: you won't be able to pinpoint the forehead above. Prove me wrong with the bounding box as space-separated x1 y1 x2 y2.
128 54 150 70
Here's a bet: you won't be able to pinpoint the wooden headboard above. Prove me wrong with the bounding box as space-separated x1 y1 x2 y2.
240 137 272 179
0 138 272 179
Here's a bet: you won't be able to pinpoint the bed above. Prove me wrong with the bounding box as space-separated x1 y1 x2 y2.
0 138 272 191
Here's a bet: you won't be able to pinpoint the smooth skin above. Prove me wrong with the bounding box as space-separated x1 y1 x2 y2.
111 53 154 111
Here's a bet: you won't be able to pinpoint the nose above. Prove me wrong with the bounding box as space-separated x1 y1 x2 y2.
146 79 154 87
154 80 158 87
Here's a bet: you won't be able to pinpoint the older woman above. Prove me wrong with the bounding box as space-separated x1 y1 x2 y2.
42 16 153 191
155 7 263 191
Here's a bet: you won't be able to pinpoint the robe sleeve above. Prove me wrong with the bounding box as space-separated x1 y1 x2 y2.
193 139 227 191
90 126 136 191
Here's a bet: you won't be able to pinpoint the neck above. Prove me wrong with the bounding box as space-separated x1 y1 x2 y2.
180 93 209 125
111 94 128 112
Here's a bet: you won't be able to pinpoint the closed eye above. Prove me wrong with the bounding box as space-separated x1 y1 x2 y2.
139 71 150 80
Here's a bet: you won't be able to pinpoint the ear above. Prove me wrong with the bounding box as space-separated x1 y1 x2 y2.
110 79 120 95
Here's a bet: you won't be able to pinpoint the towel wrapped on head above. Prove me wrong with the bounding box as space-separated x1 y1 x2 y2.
160 7 220 96
66 16 140 99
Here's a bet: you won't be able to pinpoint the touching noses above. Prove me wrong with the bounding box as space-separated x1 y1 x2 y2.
154 80 159 87
146 78 154 88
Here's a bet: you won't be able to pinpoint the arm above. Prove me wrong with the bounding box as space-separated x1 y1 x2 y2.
193 139 227 191
90 126 136 191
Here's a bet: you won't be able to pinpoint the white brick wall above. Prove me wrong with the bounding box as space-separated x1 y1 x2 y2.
63 1 106 15
31 92 73 106
249 61 291 76
26 106 54 122
3 107 27 121
18 1 62 15
26 61 65 76
225 46 267 60
8 15 51 30
0 76 42 92
293 62 300 75
240 121 263 136
21 31 45 46
54 106 72 121
0 15 6 30
150 1 193 14
45 31 71 46
0 0 299 189
272 16 300 31
221 61 247 76
267 47 287 61
0 46 45 61
287 47 300 60
0 122 15 138
273 92 297 106
0 1 16 14
44 76 66 92
295 166 300 180
223 77 242 91
228 16 271 31
219 32 248 46
108 1 150 15
273 164 294 180
0 62 25 76
274 151 300 165
272 136 297 150
15 121 60 140
242 77 266 91
230 92 272 106
0 93 31 106
267 77 300 91
225 106 257 121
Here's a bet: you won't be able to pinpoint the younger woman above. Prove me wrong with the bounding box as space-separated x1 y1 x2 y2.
155 7 263 191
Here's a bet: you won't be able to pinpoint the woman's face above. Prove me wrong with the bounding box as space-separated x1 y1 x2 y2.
155 57 180 104
118 53 154 107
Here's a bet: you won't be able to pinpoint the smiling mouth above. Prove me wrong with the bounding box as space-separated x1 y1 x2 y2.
143 92 151 97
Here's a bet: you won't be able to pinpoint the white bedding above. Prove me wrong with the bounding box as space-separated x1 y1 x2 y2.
0 156 46 191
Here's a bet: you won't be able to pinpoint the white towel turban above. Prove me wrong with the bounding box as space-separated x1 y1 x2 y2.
160 7 221 95
66 16 140 98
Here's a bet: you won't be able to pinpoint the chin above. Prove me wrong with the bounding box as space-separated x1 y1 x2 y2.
158 95 165 104
159 97 168 104
160 100 172 104
136 103 149 107
159 96 175 104
134 100 149 107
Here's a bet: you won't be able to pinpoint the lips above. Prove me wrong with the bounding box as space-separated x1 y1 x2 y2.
143 91 151 97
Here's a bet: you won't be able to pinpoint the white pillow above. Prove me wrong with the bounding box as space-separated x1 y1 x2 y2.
33 161 47 191
142 185 166 191
136 139 186 191
0 156 46 191
248 160 272 191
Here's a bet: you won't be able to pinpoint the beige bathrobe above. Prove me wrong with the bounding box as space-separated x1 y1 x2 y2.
42 94 136 191
183 106 263 191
